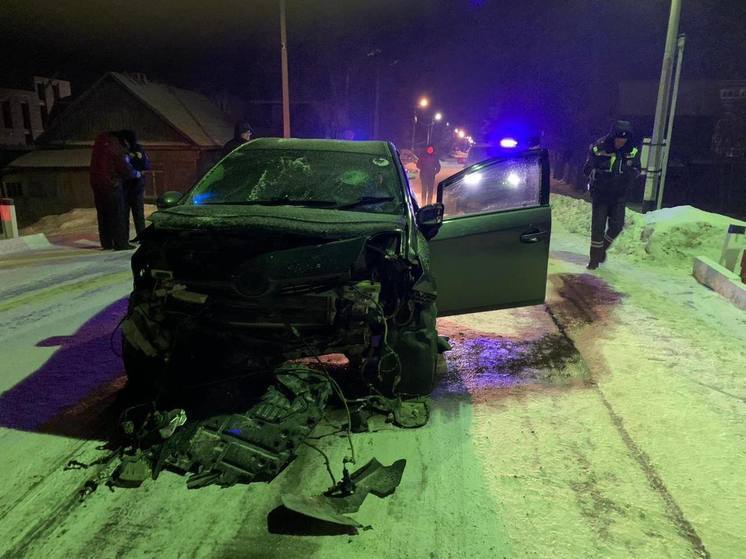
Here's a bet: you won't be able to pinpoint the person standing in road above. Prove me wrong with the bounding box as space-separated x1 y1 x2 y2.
222 121 253 156
417 144 441 205
582 120 640 269
119 130 150 241
90 131 141 250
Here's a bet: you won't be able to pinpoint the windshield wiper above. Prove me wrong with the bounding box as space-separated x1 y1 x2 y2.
202 199 336 207
331 196 396 210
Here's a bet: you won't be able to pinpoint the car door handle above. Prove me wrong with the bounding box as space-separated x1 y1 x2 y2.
520 229 549 243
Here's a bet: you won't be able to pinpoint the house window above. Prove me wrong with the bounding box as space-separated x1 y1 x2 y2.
53 84 60 100
3 182 23 197
21 102 31 129
2 101 11 128
37 82 46 101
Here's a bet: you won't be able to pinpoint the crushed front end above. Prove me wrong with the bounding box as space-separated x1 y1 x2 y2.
122 223 440 396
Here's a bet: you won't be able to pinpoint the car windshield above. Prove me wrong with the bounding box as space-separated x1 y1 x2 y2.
185 148 403 213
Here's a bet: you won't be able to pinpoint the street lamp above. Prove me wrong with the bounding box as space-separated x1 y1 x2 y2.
411 96 431 150
427 111 444 145
458 130 466 139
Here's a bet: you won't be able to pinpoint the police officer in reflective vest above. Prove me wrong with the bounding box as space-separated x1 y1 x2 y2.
582 120 640 269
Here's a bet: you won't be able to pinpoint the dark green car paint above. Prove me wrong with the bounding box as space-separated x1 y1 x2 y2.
429 148 551 316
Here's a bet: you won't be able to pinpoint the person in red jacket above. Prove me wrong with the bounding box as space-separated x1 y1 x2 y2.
417 145 441 205
90 131 141 250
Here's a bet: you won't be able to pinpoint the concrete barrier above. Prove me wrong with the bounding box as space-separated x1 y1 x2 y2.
0 233 53 257
693 255 746 311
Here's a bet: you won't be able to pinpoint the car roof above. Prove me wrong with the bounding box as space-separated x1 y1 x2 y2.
239 138 393 157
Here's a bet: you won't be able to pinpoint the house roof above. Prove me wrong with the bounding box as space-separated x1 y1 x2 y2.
5 148 92 169
109 73 233 147
39 72 233 148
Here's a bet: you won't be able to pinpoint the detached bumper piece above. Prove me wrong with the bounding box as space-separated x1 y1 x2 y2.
113 364 332 489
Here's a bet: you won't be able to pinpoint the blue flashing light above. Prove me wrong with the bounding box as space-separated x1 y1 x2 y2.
500 137 519 149
192 192 213 205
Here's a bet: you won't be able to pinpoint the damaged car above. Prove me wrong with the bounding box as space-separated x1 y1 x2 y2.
122 138 551 398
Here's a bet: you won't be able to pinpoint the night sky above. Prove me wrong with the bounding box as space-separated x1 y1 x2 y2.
2 0 745 143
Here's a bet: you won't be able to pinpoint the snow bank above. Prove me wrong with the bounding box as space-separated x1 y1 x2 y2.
21 205 157 237
551 194 746 271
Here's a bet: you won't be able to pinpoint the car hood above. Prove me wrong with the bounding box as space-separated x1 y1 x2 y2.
150 204 406 238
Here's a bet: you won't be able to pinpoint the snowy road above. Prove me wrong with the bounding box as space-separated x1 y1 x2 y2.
1 220 744 558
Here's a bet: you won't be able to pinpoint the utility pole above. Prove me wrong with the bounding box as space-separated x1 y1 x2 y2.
367 48 383 139
280 0 291 138
657 33 686 210
373 63 381 139
642 0 682 212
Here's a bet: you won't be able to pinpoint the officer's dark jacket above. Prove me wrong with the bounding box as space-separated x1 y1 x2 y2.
583 136 640 203
128 143 151 174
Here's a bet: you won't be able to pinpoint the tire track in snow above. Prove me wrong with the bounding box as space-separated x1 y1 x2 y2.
546 297 711 559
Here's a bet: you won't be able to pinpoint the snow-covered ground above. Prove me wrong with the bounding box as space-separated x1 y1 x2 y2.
0 196 744 558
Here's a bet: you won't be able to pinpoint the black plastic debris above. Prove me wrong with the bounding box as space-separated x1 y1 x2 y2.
278 458 406 531
111 364 332 489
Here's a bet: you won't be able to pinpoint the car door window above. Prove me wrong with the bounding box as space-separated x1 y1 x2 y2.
442 155 543 218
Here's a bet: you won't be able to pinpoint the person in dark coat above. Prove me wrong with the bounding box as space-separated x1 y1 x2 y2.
119 130 150 240
90 131 140 250
582 120 640 269
222 121 253 156
417 145 441 205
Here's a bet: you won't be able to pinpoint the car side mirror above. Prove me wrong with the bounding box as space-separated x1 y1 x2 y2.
156 191 182 210
416 203 444 240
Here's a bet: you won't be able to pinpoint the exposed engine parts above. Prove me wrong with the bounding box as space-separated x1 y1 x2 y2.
109 365 332 489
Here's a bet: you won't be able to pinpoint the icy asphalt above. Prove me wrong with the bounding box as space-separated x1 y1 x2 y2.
0 223 744 558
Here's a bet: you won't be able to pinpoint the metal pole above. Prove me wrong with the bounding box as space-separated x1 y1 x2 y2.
426 119 432 145
657 33 686 210
642 0 682 213
280 0 291 138
411 113 417 150
373 63 381 138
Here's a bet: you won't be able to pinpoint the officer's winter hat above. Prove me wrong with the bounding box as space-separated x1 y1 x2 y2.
610 120 633 138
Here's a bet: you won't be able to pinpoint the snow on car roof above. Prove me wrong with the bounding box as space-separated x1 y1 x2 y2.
237 138 392 156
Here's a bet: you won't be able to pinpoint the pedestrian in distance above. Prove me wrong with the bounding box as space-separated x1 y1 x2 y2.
119 130 150 241
417 144 441 206
222 121 253 156
582 120 641 269
89 131 141 251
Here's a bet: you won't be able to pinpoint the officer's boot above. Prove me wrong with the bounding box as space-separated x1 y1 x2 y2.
600 237 613 264
587 246 604 270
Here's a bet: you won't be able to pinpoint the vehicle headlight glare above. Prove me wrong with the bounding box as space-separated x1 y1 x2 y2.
464 172 482 186
506 172 521 187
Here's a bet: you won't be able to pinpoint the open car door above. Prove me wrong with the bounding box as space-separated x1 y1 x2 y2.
428 148 551 316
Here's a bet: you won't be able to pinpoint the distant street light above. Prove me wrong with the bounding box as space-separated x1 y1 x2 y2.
458 130 466 139
427 111 444 144
411 96 430 150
